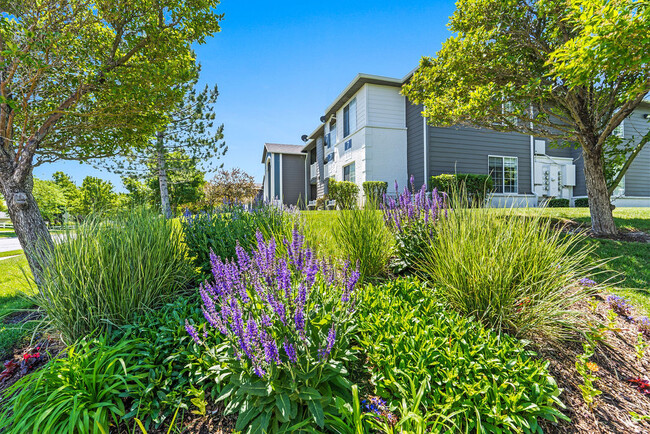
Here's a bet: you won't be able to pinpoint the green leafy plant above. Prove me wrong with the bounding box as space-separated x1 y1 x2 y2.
34 207 194 342
357 278 568 432
429 173 493 205
181 202 285 277
635 333 649 362
333 207 393 281
0 336 149 434
575 340 601 410
328 179 359 209
362 181 388 206
417 198 603 341
547 198 570 208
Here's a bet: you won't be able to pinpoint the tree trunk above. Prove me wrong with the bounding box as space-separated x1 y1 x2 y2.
0 174 54 287
583 148 618 236
156 133 173 219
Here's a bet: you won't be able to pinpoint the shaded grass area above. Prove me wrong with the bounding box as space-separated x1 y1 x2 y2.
0 230 17 238
0 255 36 358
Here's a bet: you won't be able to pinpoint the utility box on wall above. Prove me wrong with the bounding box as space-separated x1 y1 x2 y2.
534 140 546 155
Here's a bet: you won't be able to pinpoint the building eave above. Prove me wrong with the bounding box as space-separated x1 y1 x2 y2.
323 73 402 119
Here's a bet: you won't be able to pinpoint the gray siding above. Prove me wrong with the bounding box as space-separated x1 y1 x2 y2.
281 154 306 206
428 126 533 194
625 109 650 196
571 147 587 196
406 101 425 187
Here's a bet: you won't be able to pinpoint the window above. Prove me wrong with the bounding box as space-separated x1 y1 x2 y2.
343 98 357 137
343 162 355 183
344 139 352 152
489 156 518 194
328 120 337 147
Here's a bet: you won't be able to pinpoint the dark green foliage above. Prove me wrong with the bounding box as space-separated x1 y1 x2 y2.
430 173 493 203
328 179 359 209
547 198 570 208
180 204 285 277
362 181 388 205
358 278 568 432
575 197 589 207
0 336 150 434
117 297 226 428
34 208 194 342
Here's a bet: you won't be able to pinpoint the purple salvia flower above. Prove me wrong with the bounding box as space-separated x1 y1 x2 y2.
319 325 337 360
260 313 273 328
261 330 281 365
283 340 297 364
253 364 266 378
295 306 305 335
185 320 201 345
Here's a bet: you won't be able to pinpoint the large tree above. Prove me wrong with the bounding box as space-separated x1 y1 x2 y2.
404 0 649 235
103 77 226 218
0 0 222 282
204 167 257 207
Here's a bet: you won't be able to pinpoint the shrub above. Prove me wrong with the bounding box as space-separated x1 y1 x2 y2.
417 200 601 341
34 208 194 342
575 197 589 207
333 208 393 281
381 178 447 273
181 203 285 276
0 335 149 434
358 278 568 432
547 198 570 207
362 181 387 206
430 173 493 204
192 229 360 433
328 179 359 209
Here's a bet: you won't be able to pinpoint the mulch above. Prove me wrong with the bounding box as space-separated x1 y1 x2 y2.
553 218 650 243
539 295 650 433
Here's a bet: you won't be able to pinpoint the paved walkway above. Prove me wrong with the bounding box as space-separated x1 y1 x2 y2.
0 237 22 253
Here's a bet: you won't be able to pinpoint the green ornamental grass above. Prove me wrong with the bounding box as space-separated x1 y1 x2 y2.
34 207 194 342
417 201 603 341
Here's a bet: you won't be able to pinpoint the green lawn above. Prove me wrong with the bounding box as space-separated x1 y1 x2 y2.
0 254 36 358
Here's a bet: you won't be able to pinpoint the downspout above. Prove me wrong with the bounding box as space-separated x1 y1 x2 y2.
423 106 429 189
529 104 538 207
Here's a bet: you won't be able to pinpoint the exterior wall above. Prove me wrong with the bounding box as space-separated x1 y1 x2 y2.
427 126 533 195
316 136 325 197
624 109 650 197
406 101 425 187
366 126 408 195
366 84 405 128
281 154 306 206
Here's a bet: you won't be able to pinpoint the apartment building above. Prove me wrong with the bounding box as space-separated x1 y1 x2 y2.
262 72 650 208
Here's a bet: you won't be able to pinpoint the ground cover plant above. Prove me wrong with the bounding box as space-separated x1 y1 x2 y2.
191 229 361 433
417 203 603 341
34 208 194 342
0 254 36 359
358 278 567 432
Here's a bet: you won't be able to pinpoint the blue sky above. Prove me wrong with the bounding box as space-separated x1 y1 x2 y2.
35 0 456 190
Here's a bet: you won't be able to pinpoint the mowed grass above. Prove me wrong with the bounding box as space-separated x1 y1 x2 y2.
0 254 36 358
304 208 650 313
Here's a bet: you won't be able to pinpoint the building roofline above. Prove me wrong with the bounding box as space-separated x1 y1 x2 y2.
323 73 402 119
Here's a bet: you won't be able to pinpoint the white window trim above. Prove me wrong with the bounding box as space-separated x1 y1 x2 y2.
343 98 357 139
488 155 519 195
343 162 356 183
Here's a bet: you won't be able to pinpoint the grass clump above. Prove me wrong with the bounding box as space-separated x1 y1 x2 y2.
333 206 393 281
358 278 567 432
417 198 602 341
34 207 194 342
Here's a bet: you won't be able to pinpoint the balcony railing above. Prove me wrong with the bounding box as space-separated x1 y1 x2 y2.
310 162 318 181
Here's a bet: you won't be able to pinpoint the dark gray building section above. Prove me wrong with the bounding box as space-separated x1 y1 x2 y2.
625 108 650 197
427 126 533 194
282 154 306 206
406 100 532 194
406 101 425 187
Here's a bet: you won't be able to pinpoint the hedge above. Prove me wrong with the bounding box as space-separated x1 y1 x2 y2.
574 198 589 208
430 173 494 203
363 181 388 205
547 198 570 208
328 179 359 209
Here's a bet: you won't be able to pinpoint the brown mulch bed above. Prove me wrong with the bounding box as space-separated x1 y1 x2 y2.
539 294 650 433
